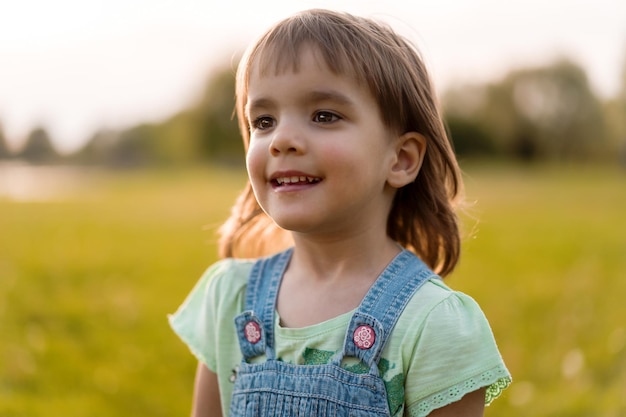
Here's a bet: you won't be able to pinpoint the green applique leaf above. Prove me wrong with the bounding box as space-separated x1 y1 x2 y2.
302 347 334 365
378 358 391 376
384 373 405 415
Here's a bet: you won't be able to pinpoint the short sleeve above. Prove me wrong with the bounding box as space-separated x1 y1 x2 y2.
168 259 252 372
405 290 511 417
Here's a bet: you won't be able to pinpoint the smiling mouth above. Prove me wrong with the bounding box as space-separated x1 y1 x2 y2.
273 176 322 186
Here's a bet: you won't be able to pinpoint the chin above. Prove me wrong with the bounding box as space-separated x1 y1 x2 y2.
272 220 310 233
271 216 321 235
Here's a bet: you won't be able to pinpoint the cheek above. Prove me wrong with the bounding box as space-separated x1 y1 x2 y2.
245 142 265 185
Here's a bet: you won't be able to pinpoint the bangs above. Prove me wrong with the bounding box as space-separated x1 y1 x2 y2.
250 14 366 80
236 10 397 125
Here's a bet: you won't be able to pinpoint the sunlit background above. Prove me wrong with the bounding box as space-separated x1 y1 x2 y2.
1 0 625 153
1 1 625 416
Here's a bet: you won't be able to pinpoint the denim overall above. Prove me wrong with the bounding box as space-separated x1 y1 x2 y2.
230 248 435 416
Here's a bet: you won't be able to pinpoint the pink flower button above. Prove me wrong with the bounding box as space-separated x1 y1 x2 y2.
353 325 376 350
244 321 262 344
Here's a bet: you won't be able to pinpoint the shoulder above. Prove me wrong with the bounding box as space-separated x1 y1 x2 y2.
398 278 491 337
203 258 255 300
175 257 254 311
396 279 511 416
394 278 503 363
168 257 255 368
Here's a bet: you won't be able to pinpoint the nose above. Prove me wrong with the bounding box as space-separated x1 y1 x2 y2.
269 120 305 156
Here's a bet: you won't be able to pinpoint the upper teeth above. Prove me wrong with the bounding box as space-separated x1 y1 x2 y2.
276 176 320 185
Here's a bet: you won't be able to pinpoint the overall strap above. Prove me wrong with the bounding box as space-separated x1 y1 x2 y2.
234 248 293 360
339 250 436 374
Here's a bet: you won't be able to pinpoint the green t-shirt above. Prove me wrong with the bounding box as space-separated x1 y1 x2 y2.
169 258 511 416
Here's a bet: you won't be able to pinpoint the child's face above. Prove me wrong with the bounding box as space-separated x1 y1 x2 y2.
245 46 400 238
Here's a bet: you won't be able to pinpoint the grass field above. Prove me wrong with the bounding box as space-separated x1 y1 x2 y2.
1 163 625 416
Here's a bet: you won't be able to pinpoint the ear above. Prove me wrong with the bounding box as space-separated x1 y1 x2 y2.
387 132 426 189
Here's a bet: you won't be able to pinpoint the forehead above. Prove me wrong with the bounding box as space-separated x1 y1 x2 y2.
248 42 361 85
246 46 373 106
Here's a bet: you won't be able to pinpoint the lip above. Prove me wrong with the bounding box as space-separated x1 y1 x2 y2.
269 170 323 189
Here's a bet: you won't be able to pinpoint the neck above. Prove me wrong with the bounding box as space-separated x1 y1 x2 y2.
288 230 402 284
275 228 402 328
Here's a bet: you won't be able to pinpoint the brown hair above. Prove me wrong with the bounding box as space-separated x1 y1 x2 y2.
219 9 464 276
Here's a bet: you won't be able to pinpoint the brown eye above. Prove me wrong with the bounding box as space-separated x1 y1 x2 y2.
313 111 340 124
252 116 274 130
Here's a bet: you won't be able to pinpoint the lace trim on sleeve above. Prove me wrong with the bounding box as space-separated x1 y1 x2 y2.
409 365 512 417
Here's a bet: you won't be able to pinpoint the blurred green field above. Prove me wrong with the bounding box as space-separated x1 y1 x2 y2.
1 163 625 416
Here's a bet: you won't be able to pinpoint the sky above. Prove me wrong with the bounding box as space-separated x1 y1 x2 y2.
1 0 625 153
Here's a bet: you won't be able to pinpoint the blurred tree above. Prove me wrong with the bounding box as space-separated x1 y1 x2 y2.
150 110 203 165
445 115 497 156
102 65 244 167
614 54 626 163
616 57 626 166
108 124 158 167
191 66 243 163
443 84 498 156
490 59 607 160
71 129 118 165
444 58 610 161
0 123 11 159
594 52 626 165
18 126 60 163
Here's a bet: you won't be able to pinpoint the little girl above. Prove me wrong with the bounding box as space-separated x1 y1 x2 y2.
170 9 511 417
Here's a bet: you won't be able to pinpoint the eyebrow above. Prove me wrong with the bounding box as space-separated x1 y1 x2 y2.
306 90 356 107
246 89 356 116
